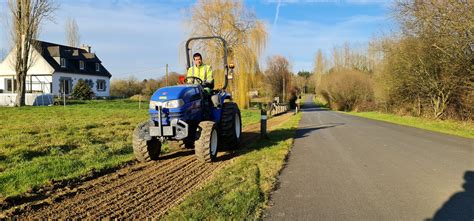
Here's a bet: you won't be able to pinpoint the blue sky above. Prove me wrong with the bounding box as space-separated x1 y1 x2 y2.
0 0 396 79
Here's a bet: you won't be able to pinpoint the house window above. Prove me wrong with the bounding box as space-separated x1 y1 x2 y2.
79 61 84 70
96 63 100 72
97 80 106 91
60 58 66 68
59 78 72 95
85 79 94 88
4 78 15 93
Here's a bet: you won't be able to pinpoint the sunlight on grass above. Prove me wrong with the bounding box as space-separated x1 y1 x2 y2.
342 111 473 139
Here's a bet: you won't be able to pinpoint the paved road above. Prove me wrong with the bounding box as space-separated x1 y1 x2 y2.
265 95 473 221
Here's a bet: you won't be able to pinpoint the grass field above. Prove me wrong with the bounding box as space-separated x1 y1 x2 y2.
0 100 260 199
166 113 302 220
342 111 474 139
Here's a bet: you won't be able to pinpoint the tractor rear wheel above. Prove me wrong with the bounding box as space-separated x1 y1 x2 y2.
133 121 161 162
195 121 218 162
219 102 242 150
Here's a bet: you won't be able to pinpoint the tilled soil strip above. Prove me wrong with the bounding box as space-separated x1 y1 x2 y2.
4 112 293 219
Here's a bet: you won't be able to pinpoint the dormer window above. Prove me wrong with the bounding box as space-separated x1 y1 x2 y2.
80 61 84 70
95 63 100 72
60 58 66 68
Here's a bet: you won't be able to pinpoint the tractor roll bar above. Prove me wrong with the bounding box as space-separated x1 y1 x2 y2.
185 36 229 90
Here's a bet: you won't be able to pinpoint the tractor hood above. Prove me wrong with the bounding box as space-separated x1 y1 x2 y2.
150 85 201 102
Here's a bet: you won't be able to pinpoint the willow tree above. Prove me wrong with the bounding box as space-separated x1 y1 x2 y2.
187 0 267 108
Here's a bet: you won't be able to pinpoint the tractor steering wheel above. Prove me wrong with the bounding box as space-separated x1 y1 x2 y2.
185 76 203 85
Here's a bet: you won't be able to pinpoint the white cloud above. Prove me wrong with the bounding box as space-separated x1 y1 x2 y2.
273 0 282 30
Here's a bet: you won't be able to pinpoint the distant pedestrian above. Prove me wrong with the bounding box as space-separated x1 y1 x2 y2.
296 95 302 113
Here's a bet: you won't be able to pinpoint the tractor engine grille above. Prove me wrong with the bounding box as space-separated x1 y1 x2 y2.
151 111 185 126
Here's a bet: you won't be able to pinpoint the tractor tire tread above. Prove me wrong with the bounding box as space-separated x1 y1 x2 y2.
195 121 217 163
133 121 161 162
219 102 241 149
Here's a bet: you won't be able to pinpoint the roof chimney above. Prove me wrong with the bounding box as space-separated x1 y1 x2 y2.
81 44 91 53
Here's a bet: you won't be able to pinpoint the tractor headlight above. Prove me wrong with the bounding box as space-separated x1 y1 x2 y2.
149 99 184 109
162 99 184 108
149 101 161 109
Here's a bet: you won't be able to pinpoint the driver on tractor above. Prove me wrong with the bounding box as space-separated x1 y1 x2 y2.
187 53 214 93
187 52 214 119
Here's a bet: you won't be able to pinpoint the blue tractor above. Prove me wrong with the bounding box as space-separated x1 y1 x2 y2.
133 36 242 163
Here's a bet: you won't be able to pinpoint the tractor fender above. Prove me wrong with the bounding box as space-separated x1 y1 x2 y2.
210 92 232 123
220 93 232 103
211 93 232 107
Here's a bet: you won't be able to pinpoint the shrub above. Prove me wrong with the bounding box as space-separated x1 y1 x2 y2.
72 79 94 100
318 69 373 111
129 94 150 101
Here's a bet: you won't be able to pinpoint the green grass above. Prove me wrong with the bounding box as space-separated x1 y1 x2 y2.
0 100 261 199
241 109 261 126
342 111 474 139
166 113 302 220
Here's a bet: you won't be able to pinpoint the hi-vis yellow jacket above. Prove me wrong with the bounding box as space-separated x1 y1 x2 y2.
186 64 213 83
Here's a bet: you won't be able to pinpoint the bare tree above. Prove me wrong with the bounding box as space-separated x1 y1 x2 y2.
65 17 80 47
264 55 292 102
385 0 474 119
8 0 56 106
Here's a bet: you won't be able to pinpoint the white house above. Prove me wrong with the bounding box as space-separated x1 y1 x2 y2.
0 40 112 106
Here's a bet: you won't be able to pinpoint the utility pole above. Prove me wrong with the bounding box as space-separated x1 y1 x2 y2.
283 78 286 103
166 64 169 86
63 79 66 107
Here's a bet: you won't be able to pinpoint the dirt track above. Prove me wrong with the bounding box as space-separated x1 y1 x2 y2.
4 113 292 219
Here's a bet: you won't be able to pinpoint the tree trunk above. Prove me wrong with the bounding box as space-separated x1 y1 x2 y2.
15 71 26 106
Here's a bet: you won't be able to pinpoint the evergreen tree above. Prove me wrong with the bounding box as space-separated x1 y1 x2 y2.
72 79 94 100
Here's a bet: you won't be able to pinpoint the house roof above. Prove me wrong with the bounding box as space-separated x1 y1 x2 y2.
33 40 111 78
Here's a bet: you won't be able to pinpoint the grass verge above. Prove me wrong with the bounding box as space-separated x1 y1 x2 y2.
342 111 473 139
0 100 260 199
165 113 302 220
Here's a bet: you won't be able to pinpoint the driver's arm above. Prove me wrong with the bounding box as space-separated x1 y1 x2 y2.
186 67 194 83
204 65 213 83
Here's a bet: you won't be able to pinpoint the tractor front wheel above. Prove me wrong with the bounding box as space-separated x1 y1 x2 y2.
133 121 161 162
195 121 218 162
